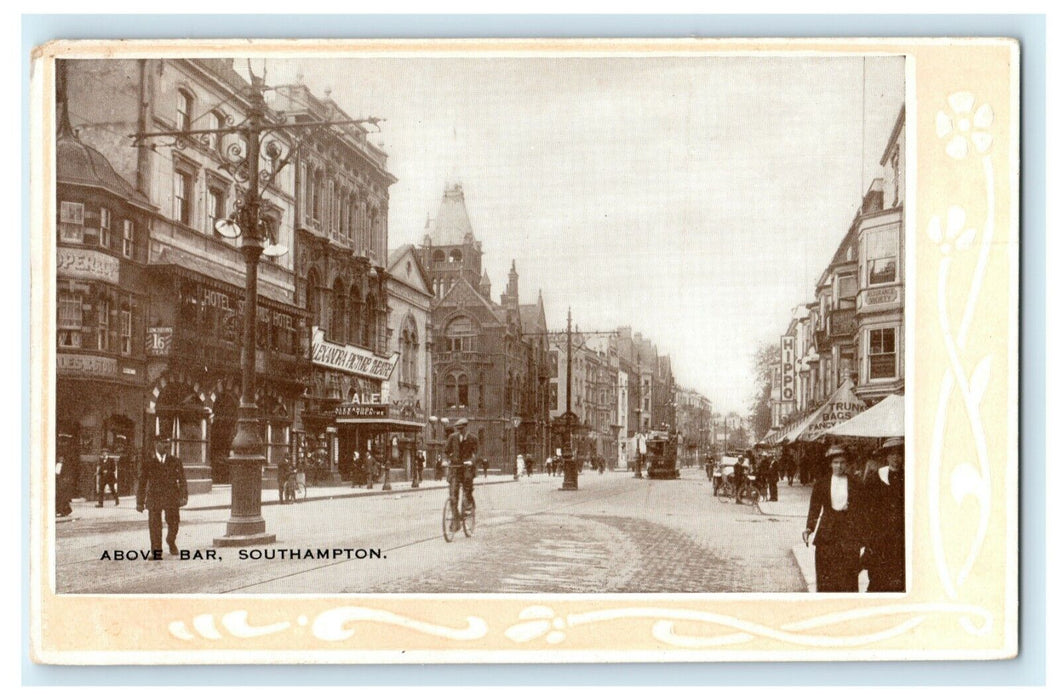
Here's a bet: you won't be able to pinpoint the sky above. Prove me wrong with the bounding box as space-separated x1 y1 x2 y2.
241 54 904 414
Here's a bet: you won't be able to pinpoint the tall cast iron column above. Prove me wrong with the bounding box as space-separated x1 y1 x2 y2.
215 76 275 547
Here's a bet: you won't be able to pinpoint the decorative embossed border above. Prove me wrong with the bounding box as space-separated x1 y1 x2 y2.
28 37 1019 663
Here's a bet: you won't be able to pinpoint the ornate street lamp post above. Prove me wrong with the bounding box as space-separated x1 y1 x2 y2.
212 74 275 546
135 63 382 545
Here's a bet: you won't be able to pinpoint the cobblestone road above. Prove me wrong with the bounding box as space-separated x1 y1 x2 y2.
54 470 809 593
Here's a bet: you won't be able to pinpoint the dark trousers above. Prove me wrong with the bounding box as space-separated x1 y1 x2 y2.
866 554 905 592
148 507 180 551
814 543 861 592
766 477 778 501
97 476 119 505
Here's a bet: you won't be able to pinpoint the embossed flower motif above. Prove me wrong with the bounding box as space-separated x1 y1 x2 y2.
936 93 993 159
927 206 977 255
505 606 568 644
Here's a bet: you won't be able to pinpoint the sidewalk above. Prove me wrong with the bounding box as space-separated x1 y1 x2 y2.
57 472 528 521
756 482 815 591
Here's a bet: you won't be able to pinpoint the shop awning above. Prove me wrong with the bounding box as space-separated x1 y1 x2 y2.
334 417 425 432
780 379 867 444
825 393 904 438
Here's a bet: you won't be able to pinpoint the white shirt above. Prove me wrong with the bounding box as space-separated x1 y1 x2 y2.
830 475 849 511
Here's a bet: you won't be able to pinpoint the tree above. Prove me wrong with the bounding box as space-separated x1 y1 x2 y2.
749 341 779 439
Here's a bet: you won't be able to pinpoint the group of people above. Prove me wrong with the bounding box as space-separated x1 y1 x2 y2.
803 438 906 592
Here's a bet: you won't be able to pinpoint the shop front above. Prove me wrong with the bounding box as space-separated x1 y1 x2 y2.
299 327 404 484
144 266 309 493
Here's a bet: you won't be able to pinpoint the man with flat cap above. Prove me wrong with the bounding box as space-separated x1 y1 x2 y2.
803 443 865 592
444 418 479 516
861 437 906 592
136 433 188 558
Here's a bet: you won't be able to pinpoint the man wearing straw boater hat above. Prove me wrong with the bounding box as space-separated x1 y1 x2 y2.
803 443 865 592
136 432 188 558
861 436 905 592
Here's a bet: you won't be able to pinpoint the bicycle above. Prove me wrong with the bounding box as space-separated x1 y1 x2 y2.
282 470 306 503
442 461 476 542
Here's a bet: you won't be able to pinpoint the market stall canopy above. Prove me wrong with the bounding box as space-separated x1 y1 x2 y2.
780 379 867 444
825 393 904 438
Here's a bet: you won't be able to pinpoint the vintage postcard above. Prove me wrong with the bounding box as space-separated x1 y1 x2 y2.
29 37 1019 663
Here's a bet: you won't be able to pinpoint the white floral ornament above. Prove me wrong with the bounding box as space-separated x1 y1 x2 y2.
927 205 977 256
936 92 993 159
505 606 568 644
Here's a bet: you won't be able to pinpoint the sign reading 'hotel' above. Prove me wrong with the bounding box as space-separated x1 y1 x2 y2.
310 327 399 381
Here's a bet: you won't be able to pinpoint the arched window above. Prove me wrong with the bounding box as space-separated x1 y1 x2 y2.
444 316 476 353
431 249 445 264
400 316 418 385
348 284 362 347
449 249 462 263
306 269 321 328
331 278 347 342
364 294 377 351
445 372 468 408
312 169 323 223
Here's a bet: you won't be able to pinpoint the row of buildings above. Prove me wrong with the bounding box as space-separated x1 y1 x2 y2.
54 58 710 496
765 105 906 438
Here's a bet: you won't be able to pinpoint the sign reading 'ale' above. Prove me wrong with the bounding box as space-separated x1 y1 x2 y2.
781 335 796 402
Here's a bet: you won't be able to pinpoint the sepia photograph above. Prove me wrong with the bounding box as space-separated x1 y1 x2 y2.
30 37 1019 662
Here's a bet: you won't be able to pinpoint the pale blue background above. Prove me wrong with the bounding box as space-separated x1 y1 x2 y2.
21 13 1045 686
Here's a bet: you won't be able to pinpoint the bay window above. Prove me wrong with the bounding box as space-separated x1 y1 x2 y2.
867 327 898 380
866 225 898 286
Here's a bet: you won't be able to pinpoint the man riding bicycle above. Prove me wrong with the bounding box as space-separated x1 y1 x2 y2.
445 418 478 517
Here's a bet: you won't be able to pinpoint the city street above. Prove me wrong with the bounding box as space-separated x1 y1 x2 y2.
55 470 810 594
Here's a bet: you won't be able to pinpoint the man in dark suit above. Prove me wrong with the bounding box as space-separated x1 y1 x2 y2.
803 444 864 592
136 434 188 557
862 437 905 592
444 418 479 512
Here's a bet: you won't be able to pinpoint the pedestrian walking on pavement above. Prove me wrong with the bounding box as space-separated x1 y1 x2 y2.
802 444 865 592
861 437 905 592
55 433 76 517
95 451 120 507
780 446 796 486
277 454 292 504
364 452 378 489
760 449 780 502
136 434 188 558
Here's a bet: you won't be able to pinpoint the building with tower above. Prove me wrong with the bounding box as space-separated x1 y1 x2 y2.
415 184 549 472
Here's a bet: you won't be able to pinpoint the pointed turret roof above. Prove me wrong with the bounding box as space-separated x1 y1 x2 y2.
427 183 476 246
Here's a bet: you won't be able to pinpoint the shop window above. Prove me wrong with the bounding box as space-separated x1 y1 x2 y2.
59 201 84 244
99 208 111 249
868 328 897 380
122 220 135 258
174 170 194 225
57 291 82 348
120 307 132 355
96 296 110 351
866 226 898 286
